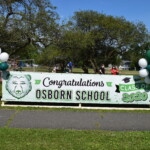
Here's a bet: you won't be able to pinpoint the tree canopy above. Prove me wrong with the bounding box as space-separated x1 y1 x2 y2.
0 0 59 59
58 10 150 72
0 2 149 71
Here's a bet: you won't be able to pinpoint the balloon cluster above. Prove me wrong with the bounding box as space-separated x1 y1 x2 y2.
138 50 150 84
0 48 9 71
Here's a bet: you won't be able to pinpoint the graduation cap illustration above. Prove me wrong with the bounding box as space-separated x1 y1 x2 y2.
122 77 131 83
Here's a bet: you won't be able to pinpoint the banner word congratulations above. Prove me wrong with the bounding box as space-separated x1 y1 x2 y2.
2 71 150 105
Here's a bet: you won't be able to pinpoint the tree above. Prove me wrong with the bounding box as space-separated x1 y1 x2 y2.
0 0 59 60
59 10 150 73
57 30 94 72
37 45 63 65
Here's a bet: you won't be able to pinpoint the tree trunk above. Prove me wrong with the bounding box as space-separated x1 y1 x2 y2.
90 59 99 73
82 64 89 73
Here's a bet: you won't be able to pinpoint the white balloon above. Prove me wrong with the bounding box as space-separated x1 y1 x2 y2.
139 69 149 77
144 76 150 84
0 52 9 62
138 58 148 68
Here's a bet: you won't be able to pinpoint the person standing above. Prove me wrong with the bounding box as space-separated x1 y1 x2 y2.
111 66 119 75
67 61 73 73
99 64 105 74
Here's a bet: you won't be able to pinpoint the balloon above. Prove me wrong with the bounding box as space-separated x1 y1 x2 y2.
138 58 148 68
139 69 149 77
146 50 150 63
0 62 9 71
146 65 150 72
145 76 150 84
0 52 9 62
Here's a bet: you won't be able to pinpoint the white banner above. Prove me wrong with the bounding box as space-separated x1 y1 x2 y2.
2 71 150 104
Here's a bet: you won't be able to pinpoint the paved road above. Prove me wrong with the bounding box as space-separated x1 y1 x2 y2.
0 109 150 131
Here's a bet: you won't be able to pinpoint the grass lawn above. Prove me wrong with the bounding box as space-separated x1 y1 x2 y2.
10 66 139 75
0 127 150 150
73 68 138 75
1 106 150 113
1 68 148 150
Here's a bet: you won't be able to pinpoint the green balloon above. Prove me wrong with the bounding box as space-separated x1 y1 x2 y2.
146 65 150 72
146 50 150 63
0 62 9 71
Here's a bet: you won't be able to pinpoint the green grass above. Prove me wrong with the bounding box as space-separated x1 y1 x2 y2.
10 66 139 75
0 127 150 150
73 68 138 75
0 69 149 150
1 106 150 113
0 68 148 150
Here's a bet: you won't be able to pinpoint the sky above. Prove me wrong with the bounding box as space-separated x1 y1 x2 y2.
51 0 150 31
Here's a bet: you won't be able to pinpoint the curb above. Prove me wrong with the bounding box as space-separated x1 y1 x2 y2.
2 104 150 111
